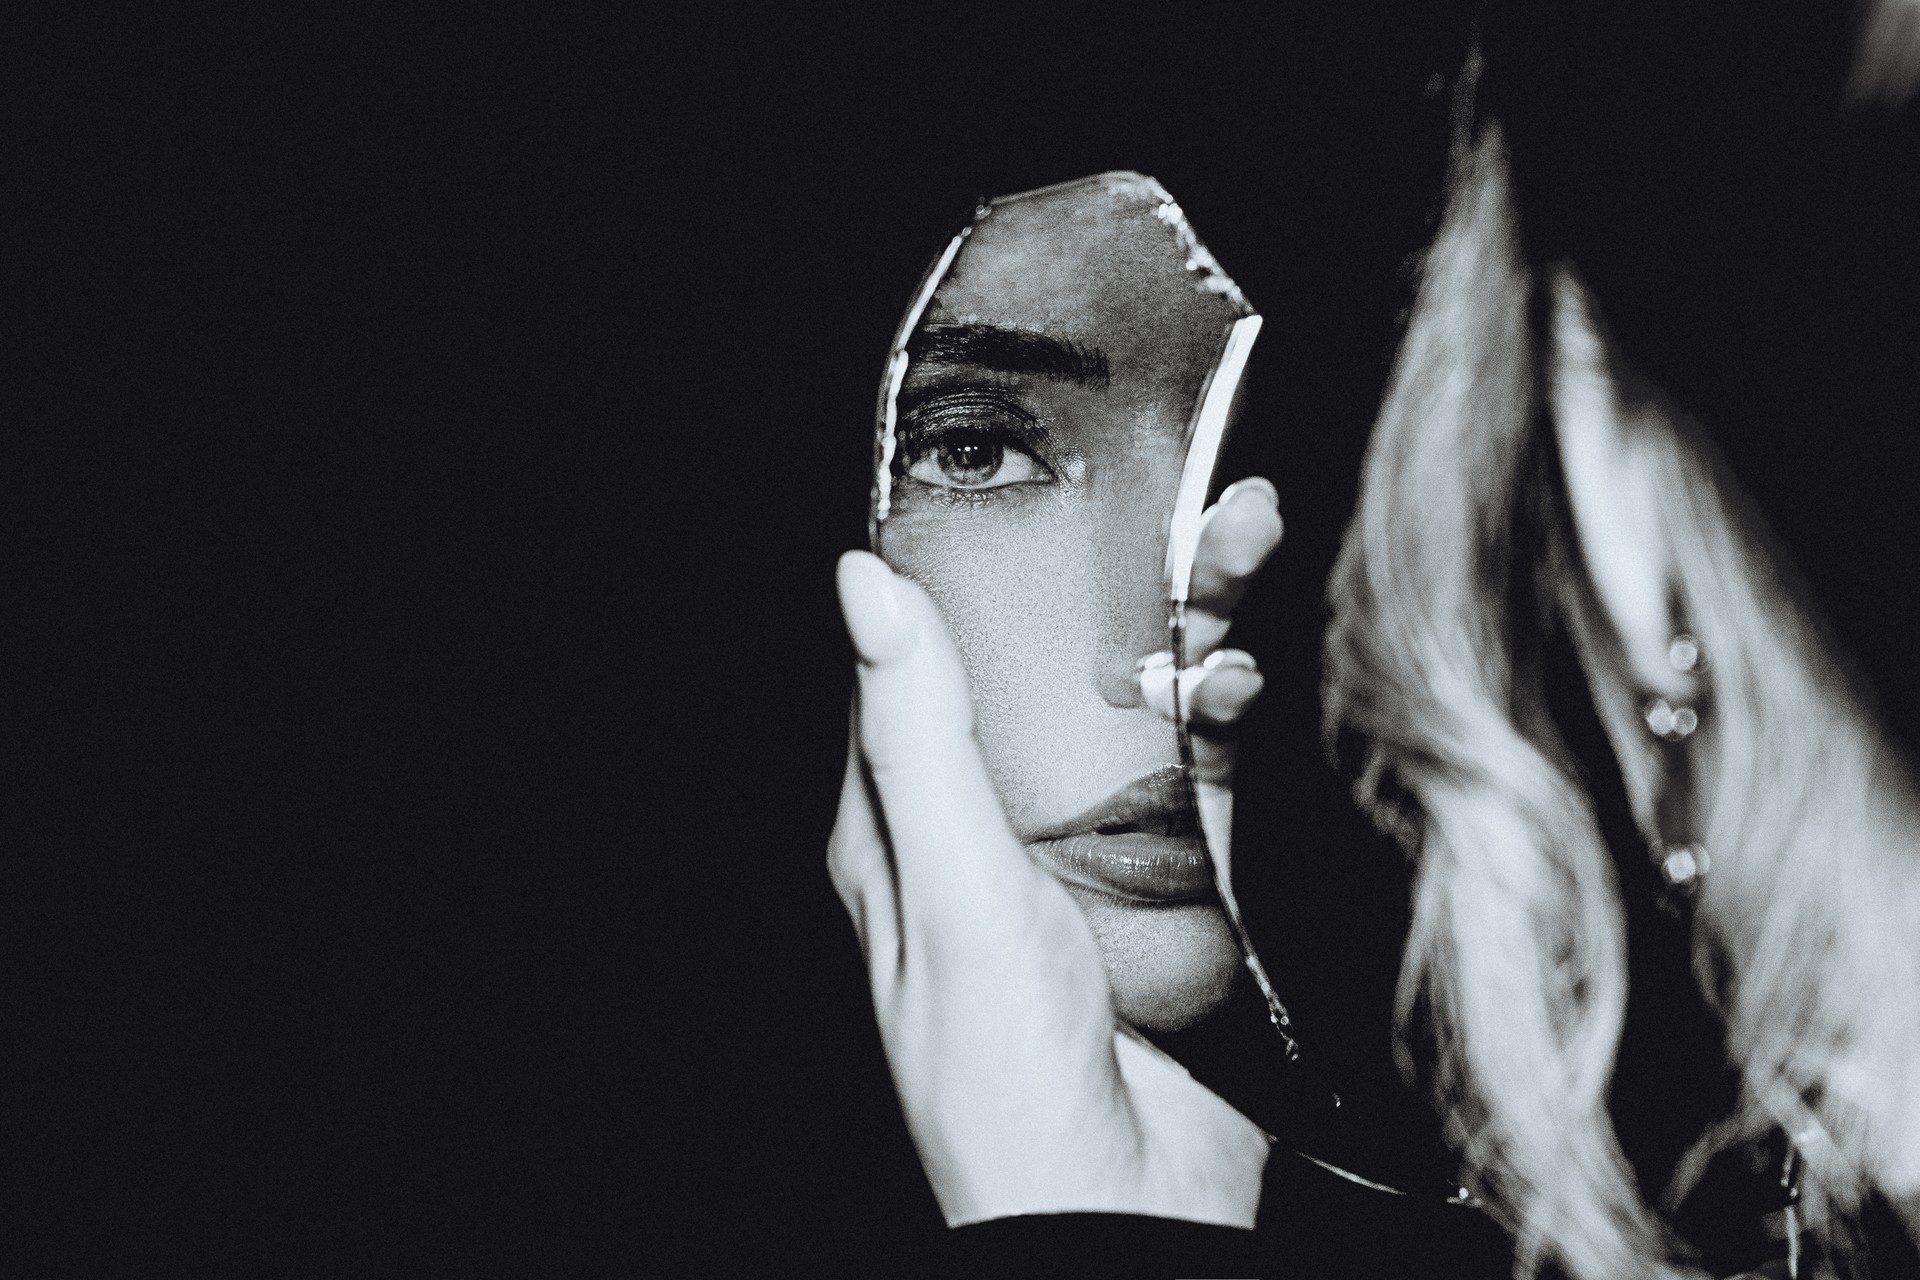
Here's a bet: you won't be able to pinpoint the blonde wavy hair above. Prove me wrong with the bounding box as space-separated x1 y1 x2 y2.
1322 102 1920 1278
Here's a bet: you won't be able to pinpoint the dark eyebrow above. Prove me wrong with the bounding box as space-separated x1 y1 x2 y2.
906 322 1111 391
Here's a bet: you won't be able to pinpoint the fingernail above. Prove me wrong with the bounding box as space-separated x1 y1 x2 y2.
1138 661 1206 722
1193 665 1266 723
837 551 915 664
1217 477 1279 513
1202 649 1258 672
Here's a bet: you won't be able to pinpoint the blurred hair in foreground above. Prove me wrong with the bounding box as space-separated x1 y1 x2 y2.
1323 35 1920 1280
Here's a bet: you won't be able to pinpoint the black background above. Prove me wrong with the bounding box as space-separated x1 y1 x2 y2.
12 3 1912 1276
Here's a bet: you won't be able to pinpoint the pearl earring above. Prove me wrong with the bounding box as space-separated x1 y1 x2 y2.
1644 633 1710 892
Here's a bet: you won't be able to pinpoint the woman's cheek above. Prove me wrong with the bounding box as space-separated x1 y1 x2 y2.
905 519 1169 834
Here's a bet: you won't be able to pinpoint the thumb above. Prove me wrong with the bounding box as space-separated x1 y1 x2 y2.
836 550 1043 927
837 550 976 760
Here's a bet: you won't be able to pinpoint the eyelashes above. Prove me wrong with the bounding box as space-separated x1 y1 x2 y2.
894 389 1060 500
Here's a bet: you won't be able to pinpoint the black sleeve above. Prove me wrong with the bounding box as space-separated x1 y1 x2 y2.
943 1213 1262 1280
934 1152 1517 1280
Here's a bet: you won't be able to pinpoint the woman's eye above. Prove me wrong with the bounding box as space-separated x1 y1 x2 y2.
902 428 1052 491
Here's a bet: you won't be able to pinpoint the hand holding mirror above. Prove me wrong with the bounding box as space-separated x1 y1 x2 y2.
835 172 1476 1227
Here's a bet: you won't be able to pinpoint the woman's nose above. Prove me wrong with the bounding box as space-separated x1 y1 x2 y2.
1091 534 1178 711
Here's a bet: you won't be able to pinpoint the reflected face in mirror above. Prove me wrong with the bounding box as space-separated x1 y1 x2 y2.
874 174 1253 1031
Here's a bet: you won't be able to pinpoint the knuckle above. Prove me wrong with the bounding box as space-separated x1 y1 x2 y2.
826 824 872 897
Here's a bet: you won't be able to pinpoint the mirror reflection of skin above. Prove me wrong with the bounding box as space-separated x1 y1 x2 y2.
879 176 1252 1032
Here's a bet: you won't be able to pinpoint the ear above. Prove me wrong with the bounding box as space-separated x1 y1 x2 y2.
1545 270 1692 701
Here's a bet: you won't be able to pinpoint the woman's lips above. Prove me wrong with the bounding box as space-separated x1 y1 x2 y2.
1026 831 1216 903
1022 766 1217 903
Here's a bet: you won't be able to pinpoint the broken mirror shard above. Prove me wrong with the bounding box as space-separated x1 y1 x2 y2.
865 171 1292 1051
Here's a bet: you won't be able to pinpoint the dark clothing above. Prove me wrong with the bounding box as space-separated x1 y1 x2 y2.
947 1153 1512 1280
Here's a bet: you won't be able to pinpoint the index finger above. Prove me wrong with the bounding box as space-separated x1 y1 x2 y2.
1188 477 1283 619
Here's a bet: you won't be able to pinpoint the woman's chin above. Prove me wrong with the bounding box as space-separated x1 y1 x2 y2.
1062 885 1241 1032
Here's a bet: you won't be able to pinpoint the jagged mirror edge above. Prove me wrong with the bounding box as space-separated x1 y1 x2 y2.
867 175 1299 1055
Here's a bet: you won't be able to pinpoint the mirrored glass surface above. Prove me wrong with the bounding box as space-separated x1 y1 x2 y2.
867 172 1261 1035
